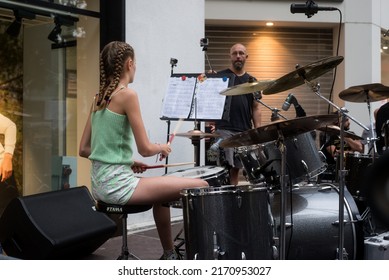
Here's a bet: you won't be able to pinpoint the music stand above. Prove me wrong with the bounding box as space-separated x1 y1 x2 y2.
160 73 234 166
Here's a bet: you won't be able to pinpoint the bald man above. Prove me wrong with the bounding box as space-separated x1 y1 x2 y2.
212 43 262 185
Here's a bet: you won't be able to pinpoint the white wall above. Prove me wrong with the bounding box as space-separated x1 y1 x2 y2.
125 0 205 229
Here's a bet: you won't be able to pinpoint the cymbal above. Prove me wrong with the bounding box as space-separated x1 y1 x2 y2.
175 130 220 139
338 83 389 103
262 56 344 95
219 80 274 96
317 125 364 140
220 114 338 148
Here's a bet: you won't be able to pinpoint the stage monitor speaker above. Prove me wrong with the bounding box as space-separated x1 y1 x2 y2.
0 186 117 259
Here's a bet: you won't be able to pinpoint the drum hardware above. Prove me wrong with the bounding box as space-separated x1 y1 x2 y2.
213 232 225 260
299 74 368 259
175 129 220 166
253 98 288 121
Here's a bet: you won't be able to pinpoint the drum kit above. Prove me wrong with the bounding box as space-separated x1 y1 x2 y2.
168 56 389 260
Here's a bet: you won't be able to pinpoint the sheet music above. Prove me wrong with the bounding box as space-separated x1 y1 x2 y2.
160 76 196 118
160 74 231 120
192 77 227 119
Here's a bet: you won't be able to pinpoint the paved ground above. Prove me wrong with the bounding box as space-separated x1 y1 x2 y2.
85 221 185 260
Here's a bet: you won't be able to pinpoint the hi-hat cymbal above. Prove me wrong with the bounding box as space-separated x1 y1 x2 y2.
317 125 364 140
220 114 338 148
219 80 274 96
175 130 220 139
338 83 389 103
262 56 344 95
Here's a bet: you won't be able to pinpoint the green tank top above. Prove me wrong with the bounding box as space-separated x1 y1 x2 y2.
89 109 134 165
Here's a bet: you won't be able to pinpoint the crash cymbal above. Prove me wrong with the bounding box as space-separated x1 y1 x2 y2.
220 80 274 96
175 130 220 139
317 125 364 140
338 83 389 103
220 114 338 148
262 56 344 95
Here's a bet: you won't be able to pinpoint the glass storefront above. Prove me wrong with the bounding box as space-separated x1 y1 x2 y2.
0 1 99 196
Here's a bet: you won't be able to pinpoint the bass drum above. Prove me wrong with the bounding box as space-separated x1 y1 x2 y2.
181 184 276 260
271 185 364 260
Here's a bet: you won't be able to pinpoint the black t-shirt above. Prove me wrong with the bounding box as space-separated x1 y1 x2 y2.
216 69 254 132
375 102 389 154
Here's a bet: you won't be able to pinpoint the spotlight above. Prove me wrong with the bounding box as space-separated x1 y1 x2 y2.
48 22 62 43
47 15 76 44
6 9 35 37
6 17 22 37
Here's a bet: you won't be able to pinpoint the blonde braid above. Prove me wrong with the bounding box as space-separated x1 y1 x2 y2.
95 41 134 111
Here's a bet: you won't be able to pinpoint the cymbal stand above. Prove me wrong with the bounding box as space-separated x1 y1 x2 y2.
364 92 378 161
276 126 287 260
305 80 368 260
192 93 201 166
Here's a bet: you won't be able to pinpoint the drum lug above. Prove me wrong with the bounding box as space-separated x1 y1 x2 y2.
332 219 348 226
241 252 246 260
272 245 279 260
213 231 225 260
237 195 242 208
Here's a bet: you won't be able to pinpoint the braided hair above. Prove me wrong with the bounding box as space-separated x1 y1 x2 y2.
94 41 134 111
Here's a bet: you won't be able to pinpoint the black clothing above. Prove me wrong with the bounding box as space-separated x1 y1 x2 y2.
375 102 389 155
216 69 254 132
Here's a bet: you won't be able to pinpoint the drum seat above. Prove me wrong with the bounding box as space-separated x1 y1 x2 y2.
95 201 152 260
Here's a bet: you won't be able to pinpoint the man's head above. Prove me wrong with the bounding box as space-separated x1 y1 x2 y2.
229 43 248 74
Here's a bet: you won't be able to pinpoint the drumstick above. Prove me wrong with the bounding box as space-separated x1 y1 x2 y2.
145 161 195 169
168 118 184 145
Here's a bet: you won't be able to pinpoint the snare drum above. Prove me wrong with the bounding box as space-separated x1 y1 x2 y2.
271 185 364 260
164 166 229 208
181 184 276 260
165 166 229 186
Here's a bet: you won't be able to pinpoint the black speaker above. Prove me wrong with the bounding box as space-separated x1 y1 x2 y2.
0 186 116 259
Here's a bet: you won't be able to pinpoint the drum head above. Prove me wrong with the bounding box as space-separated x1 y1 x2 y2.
165 166 225 179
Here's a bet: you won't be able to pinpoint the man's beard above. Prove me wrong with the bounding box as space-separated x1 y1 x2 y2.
233 61 244 71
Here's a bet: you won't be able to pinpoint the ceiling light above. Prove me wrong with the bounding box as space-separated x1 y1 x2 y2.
266 22 274 27
6 9 35 37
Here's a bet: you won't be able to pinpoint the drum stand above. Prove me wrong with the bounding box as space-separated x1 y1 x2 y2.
363 93 378 160
305 81 368 260
275 128 288 260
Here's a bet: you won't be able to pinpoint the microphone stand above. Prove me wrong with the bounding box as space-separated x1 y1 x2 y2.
304 80 368 260
164 58 178 174
254 95 288 121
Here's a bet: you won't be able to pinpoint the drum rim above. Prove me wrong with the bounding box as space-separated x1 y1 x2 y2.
180 184 268 196
164 165 227 178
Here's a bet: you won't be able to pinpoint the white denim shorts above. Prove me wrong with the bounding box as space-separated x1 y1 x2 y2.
91 160 140 205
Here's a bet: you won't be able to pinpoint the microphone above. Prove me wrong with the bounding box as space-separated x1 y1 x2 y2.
282 93 295 111
209 137 223 152
290 1 337 18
